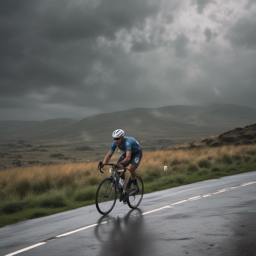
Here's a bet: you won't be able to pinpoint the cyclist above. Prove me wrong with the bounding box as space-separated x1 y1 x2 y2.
101 129 143 203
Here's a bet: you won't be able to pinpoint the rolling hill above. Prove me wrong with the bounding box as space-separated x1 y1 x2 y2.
0 104 256 144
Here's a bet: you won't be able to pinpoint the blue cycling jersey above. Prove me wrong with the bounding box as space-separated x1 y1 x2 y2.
110 137 141 153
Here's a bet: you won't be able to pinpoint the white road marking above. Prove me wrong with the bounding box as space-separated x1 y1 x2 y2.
5 180 256 256
5 243 46 256
142 205 171 215
188 196 201 201
212 189 227 194
202 193 212 197
241 181 256 186
171 200 187 205
56 223 98 237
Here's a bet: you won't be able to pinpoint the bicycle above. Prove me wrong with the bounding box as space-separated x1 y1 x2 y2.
95 163 144 215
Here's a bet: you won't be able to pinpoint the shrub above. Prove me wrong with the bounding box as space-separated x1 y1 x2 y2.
221 154 232 164
74 187 95 201
29 210 47 219
212 167 221 172
0 180 7 189
87 177 100 186
163 159 169 165
0 191 5 200
175 175 185 184
1 201 25 214
144 170 161 183
38 195 66 208
198 170 208 176
15 179 31 197
32 178 51 194
226 167 238 173
246 150 256 156
243 155 251 163
65 183 78 197
197 159 211 168
172 164 188 172
158 176 174 186
56 174 75 188
85 171 91 176
170 158 181 166
187 164 199 173
232 154 241 161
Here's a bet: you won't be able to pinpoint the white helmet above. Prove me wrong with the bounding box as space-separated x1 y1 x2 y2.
112 129 125 138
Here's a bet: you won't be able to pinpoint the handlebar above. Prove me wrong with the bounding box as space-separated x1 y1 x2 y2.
98 161 129 173
98 161 115 173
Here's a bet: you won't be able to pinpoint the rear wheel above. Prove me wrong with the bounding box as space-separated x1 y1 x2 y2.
127 176 144 209
96 178 117 215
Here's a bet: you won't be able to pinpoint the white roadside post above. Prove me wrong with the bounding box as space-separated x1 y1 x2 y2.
164 166 168 171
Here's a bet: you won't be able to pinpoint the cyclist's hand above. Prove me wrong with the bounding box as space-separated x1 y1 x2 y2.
113 163 119 169
98 161 103 169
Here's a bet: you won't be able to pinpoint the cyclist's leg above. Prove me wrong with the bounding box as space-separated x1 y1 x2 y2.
126 164 136 190
129 163 137 180
127 150 143 187
116 152 126 179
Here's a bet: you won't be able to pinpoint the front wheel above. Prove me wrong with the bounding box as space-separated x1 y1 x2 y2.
127 176 144 209
96 178 117 215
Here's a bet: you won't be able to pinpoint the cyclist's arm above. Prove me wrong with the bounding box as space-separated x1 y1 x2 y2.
103 151 113 165
119 151 131 166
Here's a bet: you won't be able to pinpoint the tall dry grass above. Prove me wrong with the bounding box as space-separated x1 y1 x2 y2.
143 144 256 168
1 145 256 196
0 163 106 193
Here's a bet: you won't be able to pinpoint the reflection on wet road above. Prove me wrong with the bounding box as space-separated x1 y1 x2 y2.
95 209 156 256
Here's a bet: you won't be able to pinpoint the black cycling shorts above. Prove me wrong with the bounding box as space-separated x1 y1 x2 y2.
118 150 143 168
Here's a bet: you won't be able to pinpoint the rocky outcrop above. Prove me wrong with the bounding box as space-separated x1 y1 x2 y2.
75 146 94 151
204 123 256 147
49 153 65 158
12 160 22 166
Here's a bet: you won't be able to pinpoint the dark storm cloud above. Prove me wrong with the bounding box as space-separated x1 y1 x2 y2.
1 0 256 120
173 34 189 57
131 38 154 52
204 28 212 42
204 28 218 43
226 16 256 49
131 25 166 52
40 0 159 41
245 0 256 9
0 0 160 114
0 0 35 16
192 0 215 13
184 50 256 106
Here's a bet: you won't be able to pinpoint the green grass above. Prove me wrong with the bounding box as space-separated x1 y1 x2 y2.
1 145 256 228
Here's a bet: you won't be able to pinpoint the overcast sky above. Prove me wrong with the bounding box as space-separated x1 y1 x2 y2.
1 0 256 120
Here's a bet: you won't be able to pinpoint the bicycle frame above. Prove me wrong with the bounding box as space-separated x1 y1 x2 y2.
103 179 115 198
98 163 126 196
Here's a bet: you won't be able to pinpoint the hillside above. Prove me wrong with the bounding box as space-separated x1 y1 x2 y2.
172 123 256 149
0 121 40 134
0 104 256 144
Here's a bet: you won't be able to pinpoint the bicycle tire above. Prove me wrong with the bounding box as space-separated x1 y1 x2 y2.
127 176 144 209
96 178 117 215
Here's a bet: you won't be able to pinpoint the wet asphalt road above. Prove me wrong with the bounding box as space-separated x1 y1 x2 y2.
1 171 256 256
